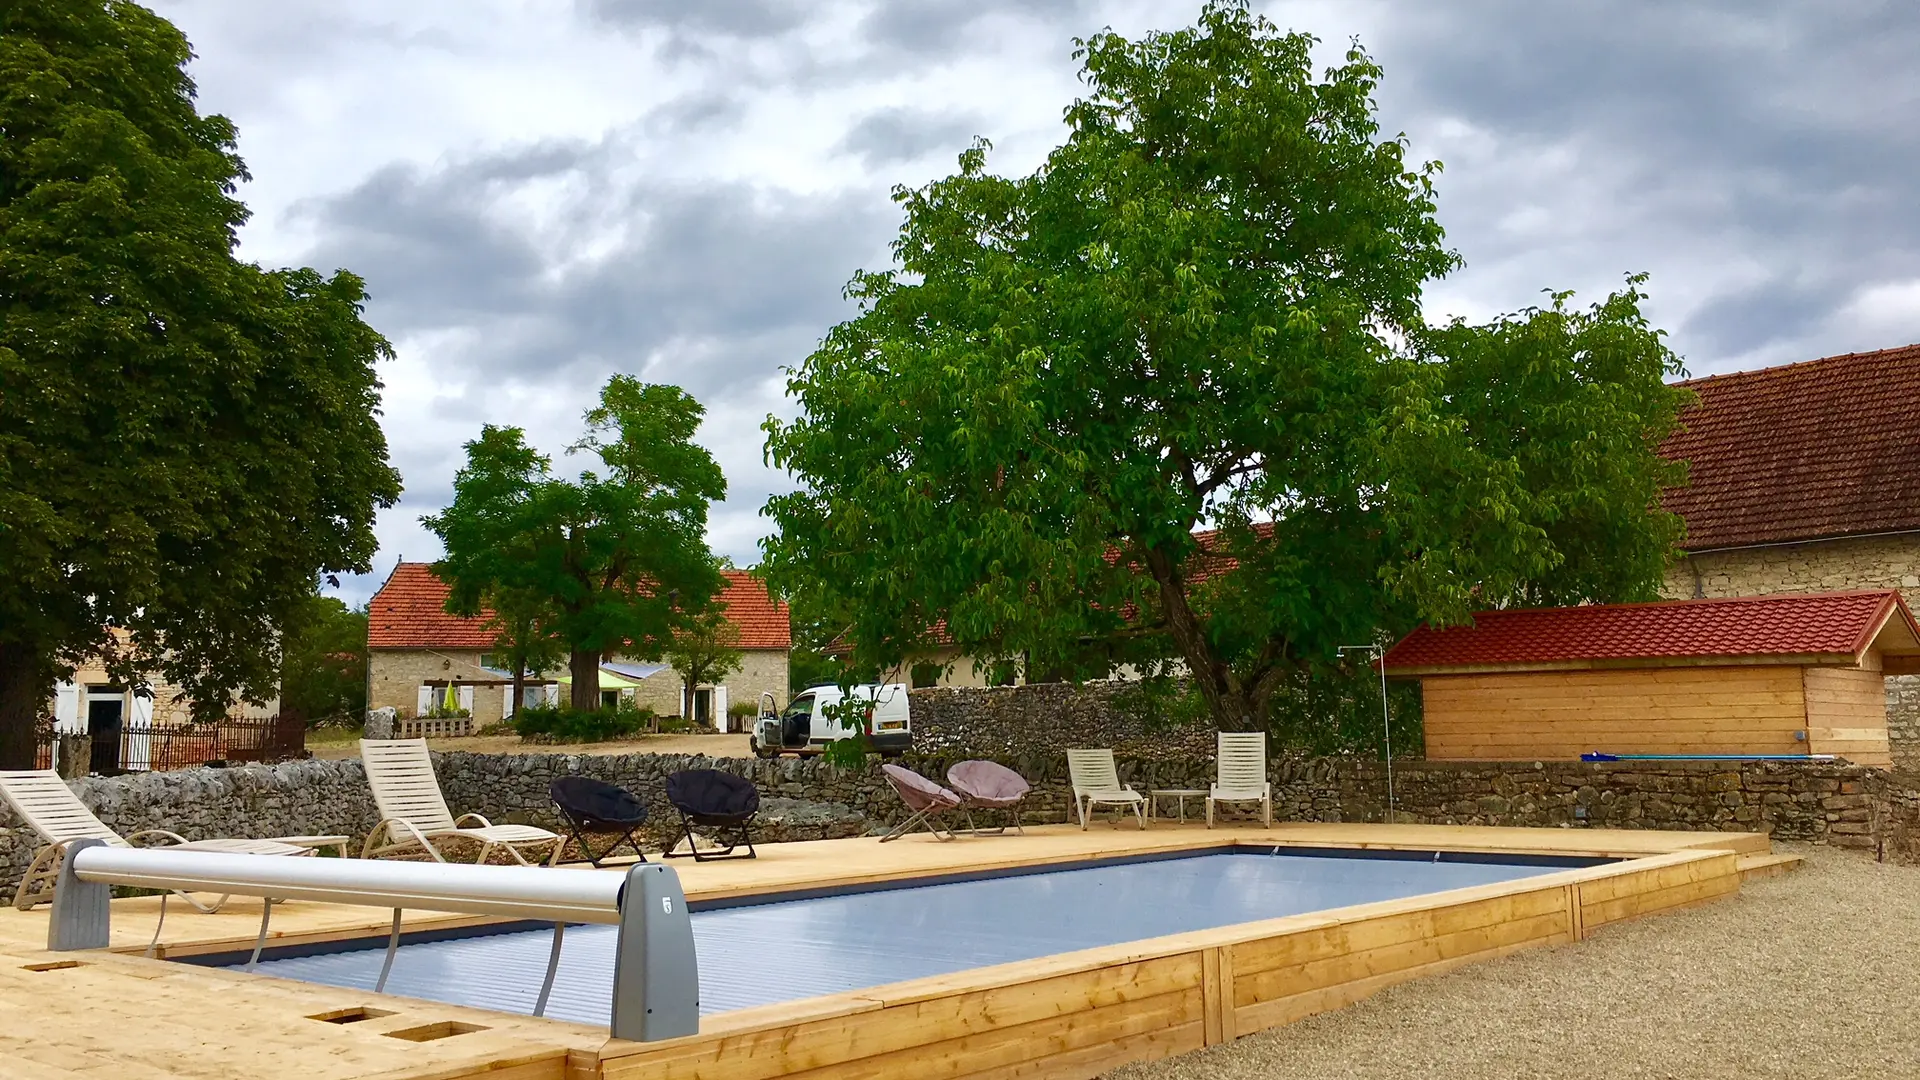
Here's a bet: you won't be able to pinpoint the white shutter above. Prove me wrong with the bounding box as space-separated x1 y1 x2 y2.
543 684 560 706
130 695 153 724
125 696 154 771
458 685 474 713
503 685 516 720
417 685 434 714
712 685 727 725
54 682 81 733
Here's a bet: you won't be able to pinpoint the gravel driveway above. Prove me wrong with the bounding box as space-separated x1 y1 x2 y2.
1110 846 1919 1080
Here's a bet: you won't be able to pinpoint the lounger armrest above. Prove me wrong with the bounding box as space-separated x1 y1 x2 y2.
363 817 443 861
455 812 494 829
125 829 191 847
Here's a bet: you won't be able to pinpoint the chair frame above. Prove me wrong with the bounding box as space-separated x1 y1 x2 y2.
946 760 1029 836
1 769 311 912
549 778 649 869
1065 749 1147 830
359 740 565 865
661 770 760 862
879 764 962 843
1207 731 1273 828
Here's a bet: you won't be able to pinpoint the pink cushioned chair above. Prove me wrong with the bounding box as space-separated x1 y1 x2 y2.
879 764 963 843
946 760 1030 835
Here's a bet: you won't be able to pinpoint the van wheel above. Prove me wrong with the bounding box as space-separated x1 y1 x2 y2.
751 741 777 760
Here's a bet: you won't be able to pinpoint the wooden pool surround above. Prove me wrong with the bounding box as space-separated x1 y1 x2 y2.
0 822 1789 1080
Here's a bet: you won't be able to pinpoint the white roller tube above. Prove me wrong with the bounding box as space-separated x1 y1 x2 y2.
68 847 626 925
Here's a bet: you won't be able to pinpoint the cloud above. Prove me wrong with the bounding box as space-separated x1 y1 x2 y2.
836 107 982 168
578 0 807 41
856 0 1099 57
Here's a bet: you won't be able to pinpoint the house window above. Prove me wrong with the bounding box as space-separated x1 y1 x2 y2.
600 689 620 710
988 660 1018 687
911 662 943 689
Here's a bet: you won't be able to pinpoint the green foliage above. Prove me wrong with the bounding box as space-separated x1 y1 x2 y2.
727 699 760 720
762 1 1688 741
0 0 400 765
511 702 653 744
663 603 745 720
278 595 369 725
424 376 726 711
815 695 877 767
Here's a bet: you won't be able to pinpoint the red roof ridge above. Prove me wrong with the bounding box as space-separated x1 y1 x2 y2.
1384 590 1920 672
1674 342 1920 389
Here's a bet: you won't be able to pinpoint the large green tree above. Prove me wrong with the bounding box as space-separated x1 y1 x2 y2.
425 377 727 710
278 595 370 725
0 1 401 766
761 2 1689 735
663 605 744 724
481 585 565 719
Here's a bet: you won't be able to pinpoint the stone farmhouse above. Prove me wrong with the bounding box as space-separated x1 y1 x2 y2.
1658 343 1920 763
366 563 790 729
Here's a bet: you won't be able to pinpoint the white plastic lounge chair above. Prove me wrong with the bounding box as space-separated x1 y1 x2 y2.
359 739 564 865
0 769 313 911
1207 731 1272 828
1065 749 1146 830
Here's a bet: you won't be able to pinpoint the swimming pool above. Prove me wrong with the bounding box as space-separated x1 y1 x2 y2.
229 847 1605 1026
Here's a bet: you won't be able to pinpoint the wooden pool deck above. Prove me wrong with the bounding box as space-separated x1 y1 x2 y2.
0 822 1790 1080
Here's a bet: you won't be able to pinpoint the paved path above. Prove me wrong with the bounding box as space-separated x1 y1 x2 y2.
1110 845 1919 1080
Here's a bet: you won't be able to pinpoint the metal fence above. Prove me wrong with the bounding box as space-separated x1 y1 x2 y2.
34 713 307 775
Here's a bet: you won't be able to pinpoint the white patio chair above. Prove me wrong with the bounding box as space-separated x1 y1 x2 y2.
359 739 564 865
0 769 313 911
1065 749 1146 830
1207 731 1272 828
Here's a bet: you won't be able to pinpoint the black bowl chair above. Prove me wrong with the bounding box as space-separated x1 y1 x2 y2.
549 776 649 867
664 769 760 862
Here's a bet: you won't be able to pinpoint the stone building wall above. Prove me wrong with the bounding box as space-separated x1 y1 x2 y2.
1661 531 1920 768
10 751 1911 897
367 649 491 715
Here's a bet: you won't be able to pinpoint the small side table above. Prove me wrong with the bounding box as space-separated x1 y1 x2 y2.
272 834 353 858
1148 789 1207 824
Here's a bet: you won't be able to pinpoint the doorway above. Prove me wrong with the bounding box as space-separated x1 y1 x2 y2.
86 691 125 774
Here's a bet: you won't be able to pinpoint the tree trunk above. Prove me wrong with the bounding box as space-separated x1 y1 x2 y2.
569 648 600 711
1142 546 1262 732
682 675 694 722
0 642 48 770
511 658 527 721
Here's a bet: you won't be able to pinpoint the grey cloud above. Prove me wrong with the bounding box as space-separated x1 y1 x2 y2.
837 107 981 168
292 138 891 402
858 0 1098 56
644 90 747 135
578 0 806 40
1357 0 1920 368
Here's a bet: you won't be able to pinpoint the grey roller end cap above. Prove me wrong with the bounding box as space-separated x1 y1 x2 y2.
49 837 111 952
610 862 699 1041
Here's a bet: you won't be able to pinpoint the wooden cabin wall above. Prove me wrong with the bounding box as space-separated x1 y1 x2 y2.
1802 666 1893 767
1419 665 1813 761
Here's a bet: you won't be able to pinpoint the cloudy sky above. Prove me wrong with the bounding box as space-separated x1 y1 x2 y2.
148 0 1920 604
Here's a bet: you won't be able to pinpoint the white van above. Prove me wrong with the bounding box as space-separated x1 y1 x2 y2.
751 683 911 758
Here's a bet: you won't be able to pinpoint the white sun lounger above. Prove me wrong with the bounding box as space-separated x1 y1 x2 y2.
0 769 313 911
1066 749 1147 830
1207 731 1272 827
359 739 564 865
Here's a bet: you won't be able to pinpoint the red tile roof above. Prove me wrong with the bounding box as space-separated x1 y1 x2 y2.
368 564 790 651
1661 344 1920 550
1383 590 1918 673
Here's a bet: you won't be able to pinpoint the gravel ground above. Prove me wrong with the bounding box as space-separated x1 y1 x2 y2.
308 732 754 760
1111 846 1920 1080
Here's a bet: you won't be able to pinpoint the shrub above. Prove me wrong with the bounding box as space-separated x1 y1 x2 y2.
512 702 653 743
726 700 759 720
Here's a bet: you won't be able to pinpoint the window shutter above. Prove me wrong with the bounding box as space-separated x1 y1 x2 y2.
544 684 560 706
503 685 517 720
417 685 434 714
459 685 474 713
54 682 80 731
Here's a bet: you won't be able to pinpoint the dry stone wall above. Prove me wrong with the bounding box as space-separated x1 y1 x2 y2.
5 749 1916 897
906 681 1217 758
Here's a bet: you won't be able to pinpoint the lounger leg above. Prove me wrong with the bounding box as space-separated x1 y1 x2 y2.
1206 798 1213 829
1077 795 1088 830
1135 802 1146 830
13 845 64 911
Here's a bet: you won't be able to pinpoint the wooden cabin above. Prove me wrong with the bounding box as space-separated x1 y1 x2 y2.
1382 590 1920 767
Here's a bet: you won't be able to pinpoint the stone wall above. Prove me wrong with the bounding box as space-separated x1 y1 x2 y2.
11 750 1920 897
1661 531 1920 769
907 680 1216 758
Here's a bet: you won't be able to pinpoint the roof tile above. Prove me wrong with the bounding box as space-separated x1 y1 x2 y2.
1661 344 1920 550
368 564 790 651
1383 590 1914 670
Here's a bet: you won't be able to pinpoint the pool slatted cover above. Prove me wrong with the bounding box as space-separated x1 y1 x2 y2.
242 851 1571 1025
